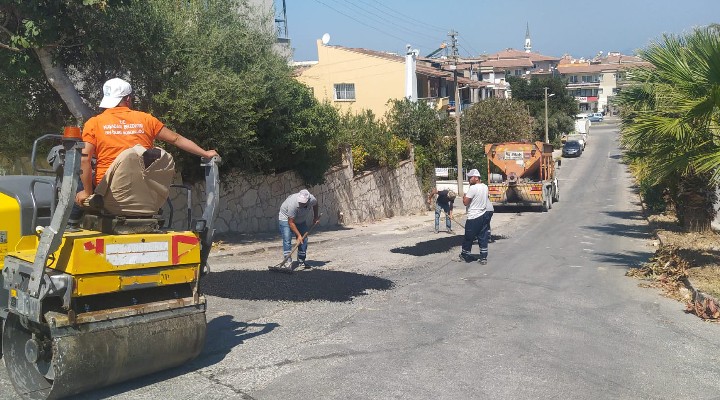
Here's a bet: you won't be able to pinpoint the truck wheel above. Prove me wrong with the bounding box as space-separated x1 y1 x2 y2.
552 185 560 202
542 189 550 212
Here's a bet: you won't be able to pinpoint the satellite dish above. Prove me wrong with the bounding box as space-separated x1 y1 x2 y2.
321 33 330 45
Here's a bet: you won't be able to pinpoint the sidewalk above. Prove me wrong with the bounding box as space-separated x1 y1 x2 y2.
211 199 468 259
211 210 439 259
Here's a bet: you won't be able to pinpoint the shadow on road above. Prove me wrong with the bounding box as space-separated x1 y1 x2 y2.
583 221 653 240
201 269 394 302
593 250 653 270
76 316 276 399
391 233 507 257
200 315 278 365
602 210 646 221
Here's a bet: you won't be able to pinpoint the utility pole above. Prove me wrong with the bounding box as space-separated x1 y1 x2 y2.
449 30 463 197
544 87 549 144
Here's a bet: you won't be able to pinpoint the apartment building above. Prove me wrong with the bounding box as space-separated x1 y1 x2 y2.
557 53 650 114
296 40 484 117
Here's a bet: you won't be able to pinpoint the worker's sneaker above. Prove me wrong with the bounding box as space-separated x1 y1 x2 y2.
459 253 474 263
447 229 454 234
479 258 488 265
298 259 310 269
434 227 439 234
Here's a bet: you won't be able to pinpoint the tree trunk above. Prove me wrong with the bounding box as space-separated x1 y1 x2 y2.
34 46 94 123
679 203 712 232
676 173 718 232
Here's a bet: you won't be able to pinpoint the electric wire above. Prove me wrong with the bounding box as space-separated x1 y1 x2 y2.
459 43 479 58
347 0 447 41
365 0 450 33
313 0 449 55
312 0 427 49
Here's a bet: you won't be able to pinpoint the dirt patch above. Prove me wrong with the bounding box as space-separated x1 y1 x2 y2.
629 212 720 320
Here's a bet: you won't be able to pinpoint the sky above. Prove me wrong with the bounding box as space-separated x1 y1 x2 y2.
283 0 720 61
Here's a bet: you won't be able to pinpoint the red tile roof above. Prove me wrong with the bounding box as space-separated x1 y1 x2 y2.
484 48 560 62
481 58 534 68
416 64 451 78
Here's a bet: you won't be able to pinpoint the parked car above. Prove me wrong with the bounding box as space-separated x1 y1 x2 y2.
588 112 604 122
562 140 583 157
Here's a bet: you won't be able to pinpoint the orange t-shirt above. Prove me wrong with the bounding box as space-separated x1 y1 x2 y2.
82 107 164 185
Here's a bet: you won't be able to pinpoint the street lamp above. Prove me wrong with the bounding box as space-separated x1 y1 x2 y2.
543 87 555 143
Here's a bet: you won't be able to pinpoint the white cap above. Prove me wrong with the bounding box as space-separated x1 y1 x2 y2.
99 78 132 108
467 169 481 177
297 189 310 203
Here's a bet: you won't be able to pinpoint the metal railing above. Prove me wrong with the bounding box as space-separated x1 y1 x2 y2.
434 167 469 181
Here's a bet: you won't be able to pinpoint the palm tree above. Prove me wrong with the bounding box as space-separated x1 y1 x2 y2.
617 26 720 232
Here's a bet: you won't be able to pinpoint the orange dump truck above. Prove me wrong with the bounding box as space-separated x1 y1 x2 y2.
485 141 559 211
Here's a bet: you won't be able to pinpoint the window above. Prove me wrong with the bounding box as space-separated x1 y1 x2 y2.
334 83 355 101
514 69 522 76
568 75 578 83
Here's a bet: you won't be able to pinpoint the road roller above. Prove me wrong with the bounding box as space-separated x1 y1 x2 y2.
0 131 220 399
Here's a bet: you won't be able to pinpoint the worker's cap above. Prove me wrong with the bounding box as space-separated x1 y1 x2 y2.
99 78 132 108
466 169 481 177
448 191 456 199
297 189 311 204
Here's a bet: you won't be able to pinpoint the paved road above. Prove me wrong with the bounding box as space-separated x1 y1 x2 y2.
2 119 720 399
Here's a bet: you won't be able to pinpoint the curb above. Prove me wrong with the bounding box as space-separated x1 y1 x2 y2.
209 216 436 260
644 203 720 317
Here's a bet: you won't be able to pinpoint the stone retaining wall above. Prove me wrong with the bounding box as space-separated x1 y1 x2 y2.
164 159 426 233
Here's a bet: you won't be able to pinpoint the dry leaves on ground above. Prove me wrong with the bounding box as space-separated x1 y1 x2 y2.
626 245 690 301
631 212 720 321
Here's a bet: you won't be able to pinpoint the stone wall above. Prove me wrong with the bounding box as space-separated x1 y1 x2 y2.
164 158 426 233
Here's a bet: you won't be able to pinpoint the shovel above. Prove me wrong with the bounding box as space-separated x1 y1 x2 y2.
450 214 495 242
269 217 321 273
450 214 465 229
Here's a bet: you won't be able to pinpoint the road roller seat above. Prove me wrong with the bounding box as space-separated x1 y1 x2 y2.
81 145 175 234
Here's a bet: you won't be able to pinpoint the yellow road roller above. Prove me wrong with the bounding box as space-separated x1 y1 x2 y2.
0 131 220 399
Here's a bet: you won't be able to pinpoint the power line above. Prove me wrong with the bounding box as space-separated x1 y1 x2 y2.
334 0 441 44
365 0 449 33
459 43 478 58
312 0 435 50
350 0 447 41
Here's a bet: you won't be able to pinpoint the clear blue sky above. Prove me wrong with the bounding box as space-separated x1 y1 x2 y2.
283 0 720 61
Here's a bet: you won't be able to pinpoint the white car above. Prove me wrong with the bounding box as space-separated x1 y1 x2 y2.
588 112 604 122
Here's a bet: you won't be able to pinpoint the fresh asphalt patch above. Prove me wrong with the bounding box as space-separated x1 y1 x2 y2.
201 269 394 302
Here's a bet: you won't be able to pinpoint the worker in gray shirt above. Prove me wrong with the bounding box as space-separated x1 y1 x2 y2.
278 189 319 267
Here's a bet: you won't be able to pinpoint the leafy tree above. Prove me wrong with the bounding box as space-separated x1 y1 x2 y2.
332 109 409 175
0 0 338 184
508 76 578 144
385 98 454 193
460 98 534 169
617 25 720 232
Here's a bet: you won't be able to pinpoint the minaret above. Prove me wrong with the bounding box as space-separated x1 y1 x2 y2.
524 22 532 53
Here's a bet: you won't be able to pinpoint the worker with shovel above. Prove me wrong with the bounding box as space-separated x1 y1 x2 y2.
277 189 319 270
428 188 456 234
